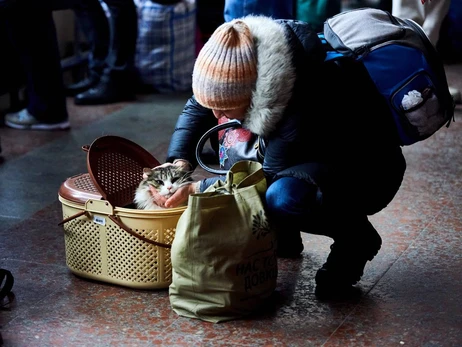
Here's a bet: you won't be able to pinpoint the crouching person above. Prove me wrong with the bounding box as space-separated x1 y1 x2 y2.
147 16 406 300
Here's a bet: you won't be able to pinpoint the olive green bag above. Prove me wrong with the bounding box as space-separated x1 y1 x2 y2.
169 161 278 323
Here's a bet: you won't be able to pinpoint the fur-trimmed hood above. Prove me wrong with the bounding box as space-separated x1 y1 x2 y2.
239 16 296 137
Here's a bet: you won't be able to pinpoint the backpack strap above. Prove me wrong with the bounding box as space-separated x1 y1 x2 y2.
317 33 345 62
0 269 14 304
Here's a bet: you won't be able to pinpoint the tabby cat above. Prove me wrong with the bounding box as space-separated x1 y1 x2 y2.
134 166 193 210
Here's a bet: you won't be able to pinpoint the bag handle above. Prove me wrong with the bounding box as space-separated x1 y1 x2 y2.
235 161 266 189
207 160 267 196
195 119 242 175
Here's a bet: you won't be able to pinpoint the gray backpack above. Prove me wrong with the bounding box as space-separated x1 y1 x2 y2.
320 8 455 145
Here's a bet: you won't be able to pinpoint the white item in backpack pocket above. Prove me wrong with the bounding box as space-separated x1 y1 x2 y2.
405 92 442 137
402 90 423 110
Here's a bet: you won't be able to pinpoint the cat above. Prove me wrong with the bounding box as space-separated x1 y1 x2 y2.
134 166 193 210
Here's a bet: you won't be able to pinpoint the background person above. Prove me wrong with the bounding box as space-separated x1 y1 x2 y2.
3 2 70 130
68 0 138 105
392 0 461 102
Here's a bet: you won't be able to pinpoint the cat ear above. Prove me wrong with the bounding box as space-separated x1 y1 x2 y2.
143 167 153 177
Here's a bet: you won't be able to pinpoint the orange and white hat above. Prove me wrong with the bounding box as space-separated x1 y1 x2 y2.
192 19 258 110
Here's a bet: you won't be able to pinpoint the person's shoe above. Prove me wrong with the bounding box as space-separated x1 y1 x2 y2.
314 220 382 300
74 79 136 105
4 109 70 130
276 231 304 258
315 280 362 301
449 86 461 104
65 74 100 96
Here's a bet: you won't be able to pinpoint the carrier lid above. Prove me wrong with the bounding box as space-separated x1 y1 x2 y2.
86 135 160 208
58 173 102 204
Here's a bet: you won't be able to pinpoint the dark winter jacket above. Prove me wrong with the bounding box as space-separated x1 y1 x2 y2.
166 15 402 194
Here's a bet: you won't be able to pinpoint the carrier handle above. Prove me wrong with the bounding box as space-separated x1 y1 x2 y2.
108 215 172 249
58 211 87 226
58 211 172 249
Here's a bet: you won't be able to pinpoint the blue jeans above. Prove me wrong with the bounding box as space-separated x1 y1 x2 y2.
266 176 323 239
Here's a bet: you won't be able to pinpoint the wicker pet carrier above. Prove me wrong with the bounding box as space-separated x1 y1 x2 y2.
58 136 186 289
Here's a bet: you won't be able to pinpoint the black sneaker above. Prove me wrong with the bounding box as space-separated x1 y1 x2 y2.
65 74 100 96
74 79 135 105
314 219 382 300
315 281 362 301
276 231 304 258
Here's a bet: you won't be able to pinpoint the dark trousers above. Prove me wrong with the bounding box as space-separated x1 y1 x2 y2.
2 7 68 122
72 0 137 79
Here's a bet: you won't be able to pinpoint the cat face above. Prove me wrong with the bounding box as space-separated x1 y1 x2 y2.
142 166 192 197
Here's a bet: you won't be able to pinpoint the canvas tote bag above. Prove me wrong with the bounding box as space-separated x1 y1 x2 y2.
169 160 278 323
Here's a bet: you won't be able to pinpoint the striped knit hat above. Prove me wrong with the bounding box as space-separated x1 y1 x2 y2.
192 20 258 110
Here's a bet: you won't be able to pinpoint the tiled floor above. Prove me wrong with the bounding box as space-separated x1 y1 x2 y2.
0 61 461 346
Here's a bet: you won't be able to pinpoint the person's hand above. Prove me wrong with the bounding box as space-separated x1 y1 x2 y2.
148 182 198 208
171 159 192 171
143 159 192 179
154 162 176 169
148 185 169 208
165 182 197 208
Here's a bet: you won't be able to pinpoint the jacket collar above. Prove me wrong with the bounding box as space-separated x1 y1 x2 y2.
240 16 296 137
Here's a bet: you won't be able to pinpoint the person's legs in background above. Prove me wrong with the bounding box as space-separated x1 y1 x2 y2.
224 0 294 22
74 0 138 105
3 5 70 130
294 0 340 32
196 0 225 52
392 0 461 103
392 0 450 45
437 1 462 65
65 0 110 96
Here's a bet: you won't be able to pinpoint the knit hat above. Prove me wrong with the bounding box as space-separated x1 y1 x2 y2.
192 20 258 110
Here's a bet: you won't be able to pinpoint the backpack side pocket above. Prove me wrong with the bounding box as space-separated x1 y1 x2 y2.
391 71 446 142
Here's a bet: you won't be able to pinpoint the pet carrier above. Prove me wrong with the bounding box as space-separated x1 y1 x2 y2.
58 135 186 289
